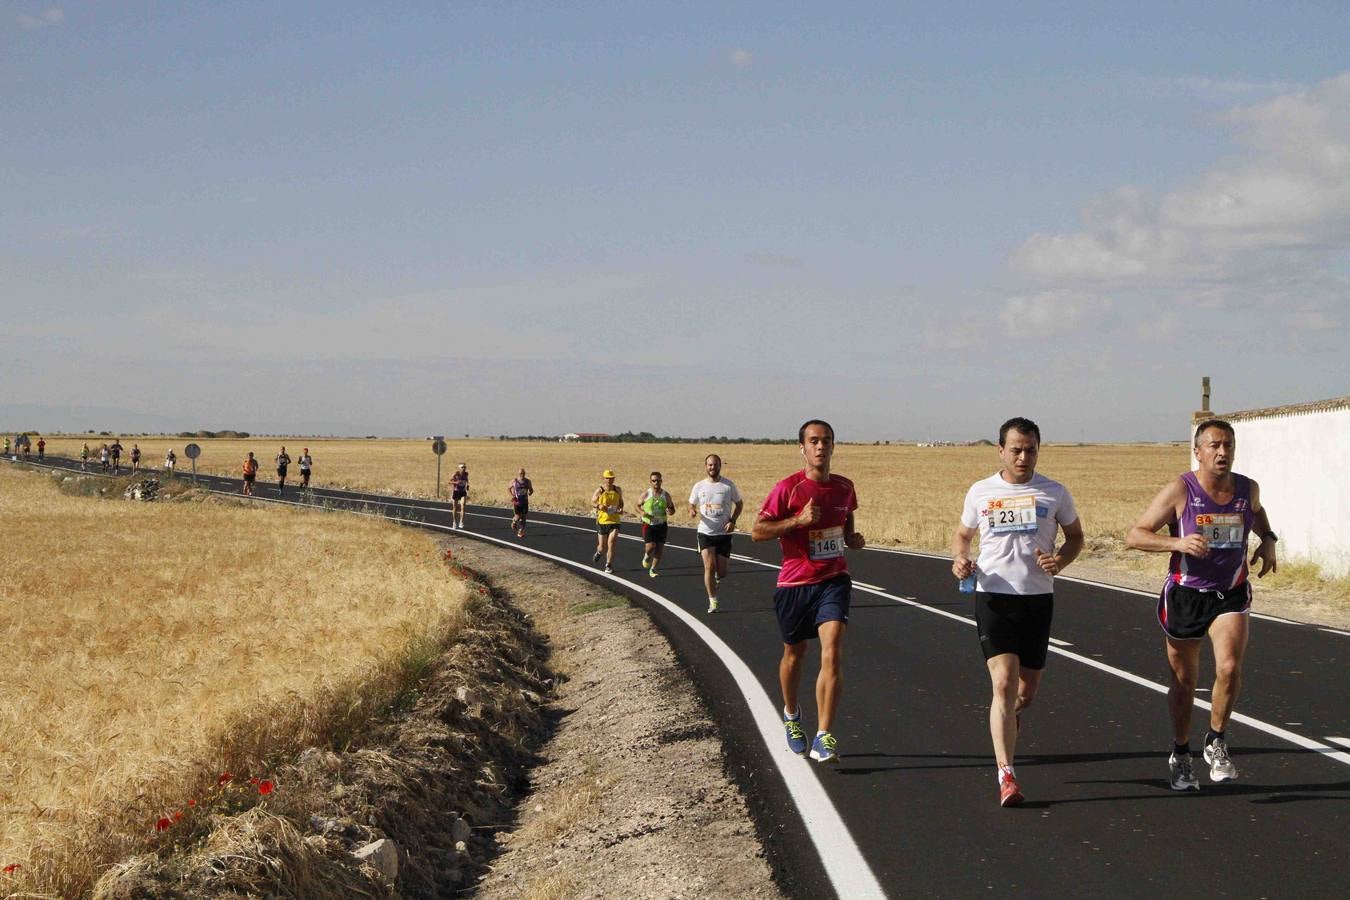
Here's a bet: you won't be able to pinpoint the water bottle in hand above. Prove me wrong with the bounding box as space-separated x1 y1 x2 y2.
959 568 977 594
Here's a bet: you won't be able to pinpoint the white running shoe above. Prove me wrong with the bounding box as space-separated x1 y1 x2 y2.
1203 739 1238 782
707 597 718 613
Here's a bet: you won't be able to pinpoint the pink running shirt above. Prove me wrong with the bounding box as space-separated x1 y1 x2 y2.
759 471 858 587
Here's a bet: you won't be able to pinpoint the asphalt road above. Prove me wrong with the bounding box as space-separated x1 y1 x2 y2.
17 456 1350 898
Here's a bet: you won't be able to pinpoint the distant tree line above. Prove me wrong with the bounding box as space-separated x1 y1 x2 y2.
497 431 797 444
176 430 251 439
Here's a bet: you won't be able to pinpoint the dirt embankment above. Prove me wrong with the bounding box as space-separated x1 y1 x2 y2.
92 537 780 898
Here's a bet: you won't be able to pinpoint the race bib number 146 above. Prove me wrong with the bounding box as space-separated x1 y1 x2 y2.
809 527 845 560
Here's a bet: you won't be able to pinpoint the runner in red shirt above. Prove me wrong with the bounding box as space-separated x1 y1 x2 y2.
752 419 864 764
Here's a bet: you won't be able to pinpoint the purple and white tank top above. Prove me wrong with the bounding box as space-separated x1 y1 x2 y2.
1168 471 1253 591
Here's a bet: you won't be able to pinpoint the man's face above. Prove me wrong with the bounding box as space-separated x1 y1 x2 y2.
1194 427 1235 475
705 455 721 479
998 429 1039 478
800 424 834 468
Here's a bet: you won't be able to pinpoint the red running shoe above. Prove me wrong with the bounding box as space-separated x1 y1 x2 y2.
999 772 1024 808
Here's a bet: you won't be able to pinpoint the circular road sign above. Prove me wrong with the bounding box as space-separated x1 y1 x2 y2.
184 443 201 460
431 439 447 456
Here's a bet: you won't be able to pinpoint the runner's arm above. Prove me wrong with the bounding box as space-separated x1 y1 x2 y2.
752 500 815 542
1038 517 1084 575
1249 481 1278 577
844 511 865 549
951 524 977 578
1125 478 1205 556
726 499 743 532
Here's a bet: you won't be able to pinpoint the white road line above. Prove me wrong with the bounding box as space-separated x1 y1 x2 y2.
1326 737 1350 750
1320 628 1350 637
852 581 885 591
1048 637 1073 647
1251 612 1304 624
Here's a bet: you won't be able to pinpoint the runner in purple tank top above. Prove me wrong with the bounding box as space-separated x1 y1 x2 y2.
1127 419 1278 790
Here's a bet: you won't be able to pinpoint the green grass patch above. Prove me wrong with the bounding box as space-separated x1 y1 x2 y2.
569 595 628 616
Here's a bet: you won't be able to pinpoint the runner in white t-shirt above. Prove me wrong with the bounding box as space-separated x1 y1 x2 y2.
950 417 1083 808
689 454 743 613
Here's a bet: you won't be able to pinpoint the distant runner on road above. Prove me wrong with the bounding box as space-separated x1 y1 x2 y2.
80 443 90 470
1126 418 1278 791
164 449 176 477
275 446 291 496
36 437 45 461
509 468 534 537
450 463 469 529
689 454 743 612
298 449 313 488
636 471 675 578
242 452 258 496
752 419 863 765
130 444 141 473
100 444 110 472
592 470 624 574
110 439 122 474
950 417 1083 808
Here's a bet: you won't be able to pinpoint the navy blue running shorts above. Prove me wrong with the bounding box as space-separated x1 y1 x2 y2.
774 574 851 645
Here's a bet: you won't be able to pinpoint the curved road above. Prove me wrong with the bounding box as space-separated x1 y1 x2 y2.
17 456 1349 898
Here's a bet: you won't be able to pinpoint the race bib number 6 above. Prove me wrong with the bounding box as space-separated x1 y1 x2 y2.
1196 513 1244 549
809 526 845 560
987 496 1037 534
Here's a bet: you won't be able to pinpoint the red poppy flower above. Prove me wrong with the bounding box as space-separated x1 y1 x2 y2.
218 773 233 785
2 863 20 874
155 817 172 832
258 780 274 795
188 799 197 807
173 811 183 822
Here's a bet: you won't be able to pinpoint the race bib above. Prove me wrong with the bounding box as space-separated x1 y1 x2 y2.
1197 513 1244 550
986 496 1038 534
809 526 846 560
703 503 724 518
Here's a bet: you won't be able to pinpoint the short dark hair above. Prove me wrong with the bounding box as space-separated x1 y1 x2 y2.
1193 418 1235 448
999 417 1041 447
705 453 721 464
649 471 662 479
798 419 835 444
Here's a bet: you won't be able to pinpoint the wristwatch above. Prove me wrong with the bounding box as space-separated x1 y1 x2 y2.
1261 531 1278 543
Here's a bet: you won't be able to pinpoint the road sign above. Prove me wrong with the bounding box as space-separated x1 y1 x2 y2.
431 438 447 455
432 437 446 497
184 443 201 459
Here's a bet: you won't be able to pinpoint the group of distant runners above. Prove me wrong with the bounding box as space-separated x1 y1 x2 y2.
8 416 1276 806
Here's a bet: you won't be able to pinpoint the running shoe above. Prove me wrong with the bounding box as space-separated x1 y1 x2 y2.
641 554 651 569
998 771 1024 807
1203 739 1238 782
707 598 719 614
648 568 659 579
1168 751 1200 791
593 552 603 564
784 717 808 756
809 731 838 764
604 566 613 574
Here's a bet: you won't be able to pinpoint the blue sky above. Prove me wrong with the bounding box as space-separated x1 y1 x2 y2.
3 2 1347 440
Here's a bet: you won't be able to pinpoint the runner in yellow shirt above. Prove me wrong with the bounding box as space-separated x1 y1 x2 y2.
591 470 624 574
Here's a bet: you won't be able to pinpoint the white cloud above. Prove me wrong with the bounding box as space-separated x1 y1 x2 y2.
1012 72 1350 289
729 48 752 68
17 7 63 29
998 290 1113 338
1166 76 1303 98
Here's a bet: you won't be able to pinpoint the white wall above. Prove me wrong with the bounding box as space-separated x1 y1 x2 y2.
1194 407 1350 577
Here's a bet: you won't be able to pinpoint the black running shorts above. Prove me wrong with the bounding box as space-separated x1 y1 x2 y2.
975 591 1054 669
1157 581 1252 640
513 500 529 516
643 522 668 544
597 522 621 535
697 533 733 557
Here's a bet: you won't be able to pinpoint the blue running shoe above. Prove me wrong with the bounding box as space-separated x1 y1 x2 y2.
810 731 839 764
784 716 808 755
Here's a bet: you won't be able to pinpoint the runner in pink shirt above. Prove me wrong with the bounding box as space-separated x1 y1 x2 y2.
752 419 864 764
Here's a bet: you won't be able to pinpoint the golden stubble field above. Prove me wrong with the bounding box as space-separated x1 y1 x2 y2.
0 464 468 897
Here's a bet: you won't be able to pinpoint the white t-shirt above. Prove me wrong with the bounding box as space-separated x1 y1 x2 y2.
960 471 1079 595
689 477 742 535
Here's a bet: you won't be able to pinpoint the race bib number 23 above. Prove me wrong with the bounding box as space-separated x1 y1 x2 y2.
987 496 1037 534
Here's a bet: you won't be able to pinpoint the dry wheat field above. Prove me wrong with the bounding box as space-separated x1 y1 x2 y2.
0 464 469 897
